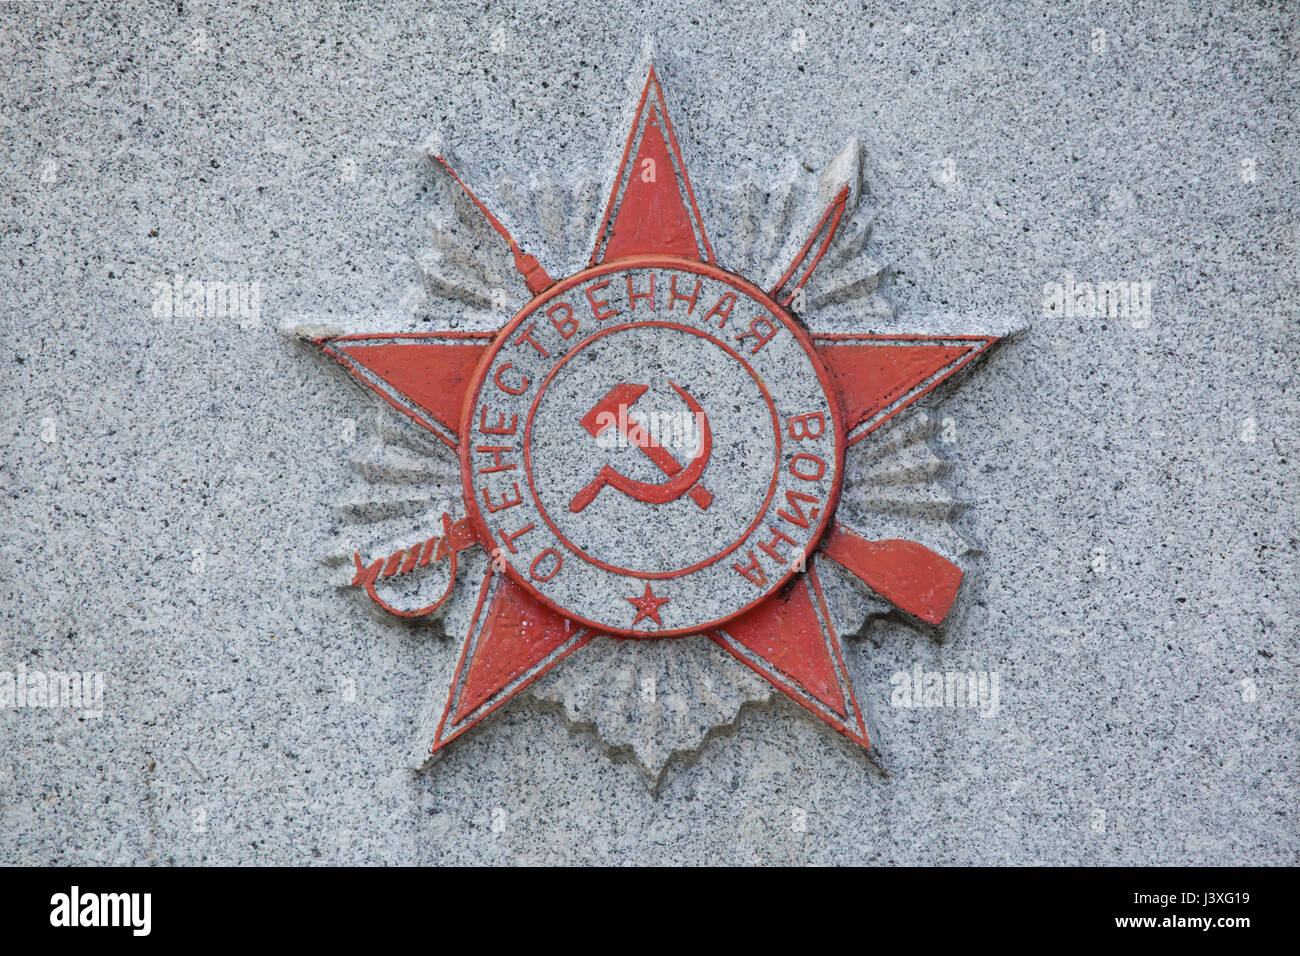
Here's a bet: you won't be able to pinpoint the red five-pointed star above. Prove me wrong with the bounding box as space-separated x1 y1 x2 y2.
313 67 1001 760
627 583 670 627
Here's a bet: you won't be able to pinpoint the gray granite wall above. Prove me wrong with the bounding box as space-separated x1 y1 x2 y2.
2 0 1295 864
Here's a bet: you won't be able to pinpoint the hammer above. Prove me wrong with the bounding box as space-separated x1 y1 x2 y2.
576 383 713 510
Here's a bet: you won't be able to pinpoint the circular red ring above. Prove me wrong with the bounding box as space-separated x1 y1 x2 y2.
458 256 847 638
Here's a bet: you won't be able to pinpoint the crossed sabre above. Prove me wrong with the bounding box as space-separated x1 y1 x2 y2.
349 512 477 618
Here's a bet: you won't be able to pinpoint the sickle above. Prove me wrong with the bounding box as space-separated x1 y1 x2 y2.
569 382 712 511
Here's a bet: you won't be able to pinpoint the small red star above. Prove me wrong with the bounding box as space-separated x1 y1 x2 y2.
626 583 670 627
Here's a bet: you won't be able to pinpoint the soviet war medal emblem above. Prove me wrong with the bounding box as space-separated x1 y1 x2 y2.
301 65 1002 776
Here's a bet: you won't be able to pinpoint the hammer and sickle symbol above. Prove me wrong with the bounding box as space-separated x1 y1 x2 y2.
569 382 713 513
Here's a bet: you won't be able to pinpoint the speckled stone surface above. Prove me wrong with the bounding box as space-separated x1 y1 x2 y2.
2 1 1296 864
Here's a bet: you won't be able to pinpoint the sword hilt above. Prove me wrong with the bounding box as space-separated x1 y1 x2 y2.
349 513 479 618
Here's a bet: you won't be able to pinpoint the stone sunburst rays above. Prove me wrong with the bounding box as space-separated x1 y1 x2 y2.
320 404 462 608
416 145 605 327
